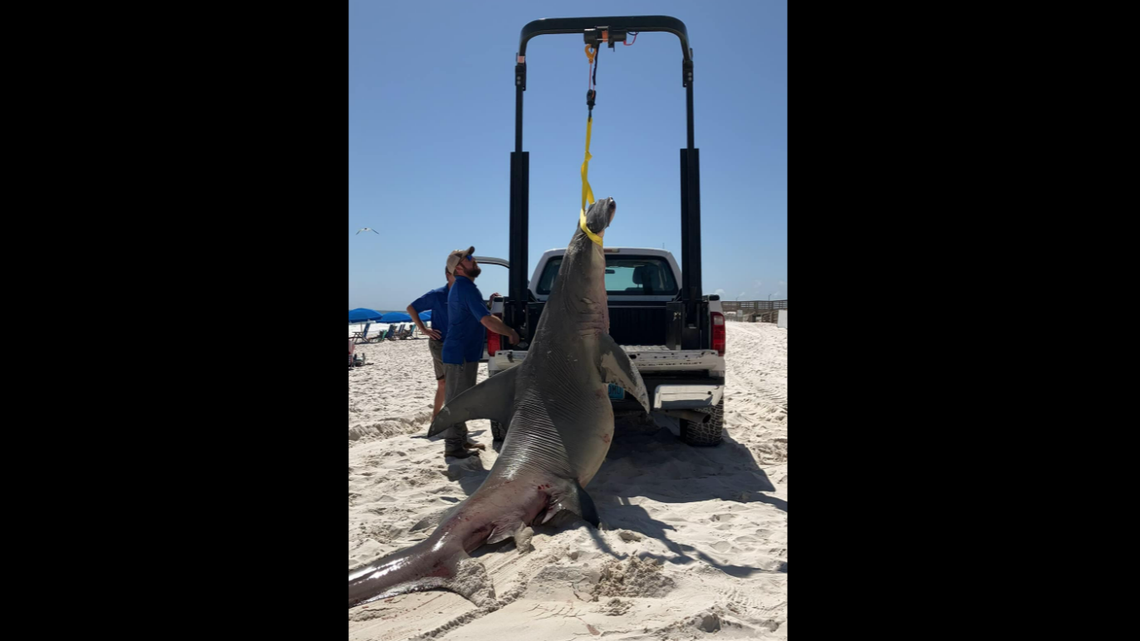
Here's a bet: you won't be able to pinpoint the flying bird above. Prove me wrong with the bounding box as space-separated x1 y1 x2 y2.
355 228 380 235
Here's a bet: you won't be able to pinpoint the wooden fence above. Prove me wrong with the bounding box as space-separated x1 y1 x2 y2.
720 299 787 322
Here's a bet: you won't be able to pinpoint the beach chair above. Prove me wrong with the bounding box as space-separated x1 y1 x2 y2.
397 324 413 339
383 324 399 341
351 322 373 344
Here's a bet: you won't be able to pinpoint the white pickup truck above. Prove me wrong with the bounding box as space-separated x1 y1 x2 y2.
477 247 727 445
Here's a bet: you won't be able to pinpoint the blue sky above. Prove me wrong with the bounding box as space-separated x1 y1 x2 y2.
349 0 786 311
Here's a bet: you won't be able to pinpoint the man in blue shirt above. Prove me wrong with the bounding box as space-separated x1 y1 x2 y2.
439 246 519 459
406 256 455 422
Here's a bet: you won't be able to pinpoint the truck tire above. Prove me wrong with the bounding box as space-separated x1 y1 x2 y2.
680 399 724 446
490 420 507 441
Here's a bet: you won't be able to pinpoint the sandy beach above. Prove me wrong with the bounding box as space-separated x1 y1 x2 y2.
348 322 787 640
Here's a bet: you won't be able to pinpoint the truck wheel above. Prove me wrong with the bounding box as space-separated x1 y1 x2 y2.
490 420 507 441
680 400 724 446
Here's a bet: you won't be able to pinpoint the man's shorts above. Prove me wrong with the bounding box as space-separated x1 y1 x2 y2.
428 339 445 380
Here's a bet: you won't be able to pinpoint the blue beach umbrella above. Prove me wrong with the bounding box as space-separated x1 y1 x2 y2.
349 308 385 323
379 311 412 323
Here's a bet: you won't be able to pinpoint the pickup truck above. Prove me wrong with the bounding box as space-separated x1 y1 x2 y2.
479 247 727 445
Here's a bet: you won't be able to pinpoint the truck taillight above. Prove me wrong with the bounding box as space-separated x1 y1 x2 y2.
711 312 725 356
487 313 502 356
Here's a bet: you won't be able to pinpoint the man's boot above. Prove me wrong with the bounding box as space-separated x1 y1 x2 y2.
444 437 480 459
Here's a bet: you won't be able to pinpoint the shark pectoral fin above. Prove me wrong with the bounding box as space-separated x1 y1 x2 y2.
539 479 600 528
598 334 651 415
487 520 536 554
486 520 519 545
426 366 519 437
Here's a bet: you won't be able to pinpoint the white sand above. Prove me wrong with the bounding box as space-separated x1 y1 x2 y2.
349 322 787 639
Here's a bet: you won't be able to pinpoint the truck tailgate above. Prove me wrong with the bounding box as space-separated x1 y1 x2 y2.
490 347 723 373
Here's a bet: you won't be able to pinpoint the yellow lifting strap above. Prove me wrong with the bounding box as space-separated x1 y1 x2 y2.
579 45 603 247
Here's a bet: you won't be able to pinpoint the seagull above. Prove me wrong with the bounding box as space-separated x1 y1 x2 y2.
355 228 380 235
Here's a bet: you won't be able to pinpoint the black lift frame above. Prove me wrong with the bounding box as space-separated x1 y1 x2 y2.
508 16 702 348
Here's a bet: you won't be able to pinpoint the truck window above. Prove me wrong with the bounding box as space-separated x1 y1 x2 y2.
535 256 678 296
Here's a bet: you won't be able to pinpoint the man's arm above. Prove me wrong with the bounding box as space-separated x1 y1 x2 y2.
464 284 516 344
407 302 441 340
480 315 519 345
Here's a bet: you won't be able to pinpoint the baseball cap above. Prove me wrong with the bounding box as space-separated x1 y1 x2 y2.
446 246 476 274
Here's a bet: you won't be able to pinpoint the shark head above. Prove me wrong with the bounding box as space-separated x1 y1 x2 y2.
581 197 616 243
555 197 617 316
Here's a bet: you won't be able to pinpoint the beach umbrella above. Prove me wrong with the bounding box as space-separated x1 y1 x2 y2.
379 311 412 323
419 310 432 322
349 308 385 323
